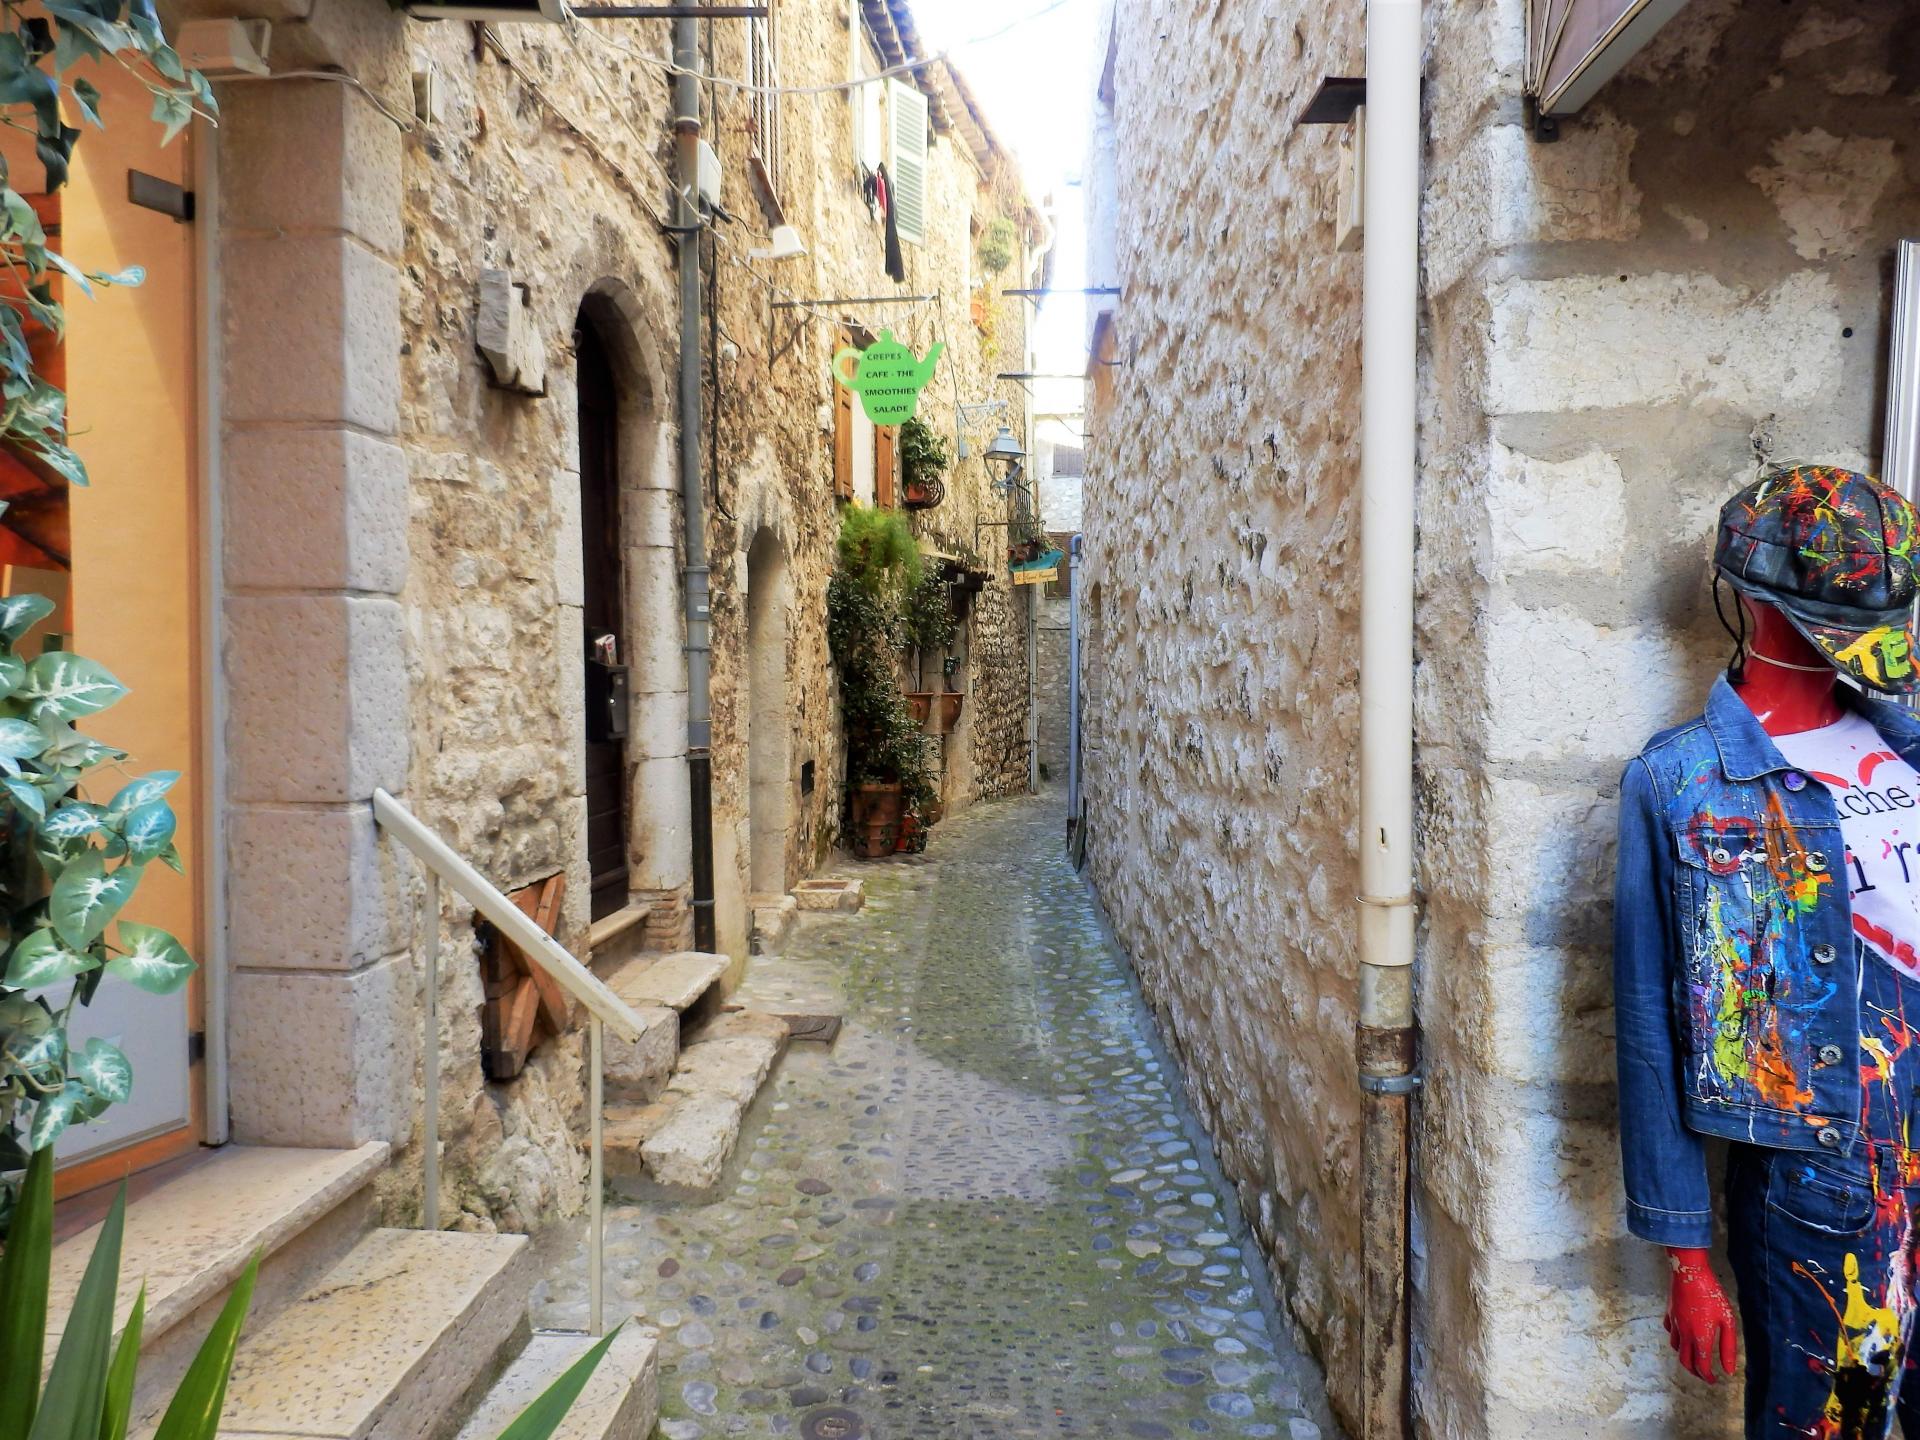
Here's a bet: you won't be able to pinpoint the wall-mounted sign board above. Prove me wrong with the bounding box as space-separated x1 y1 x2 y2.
833 330 942 424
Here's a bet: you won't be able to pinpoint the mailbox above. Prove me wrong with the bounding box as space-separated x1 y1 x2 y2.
585 656 629 742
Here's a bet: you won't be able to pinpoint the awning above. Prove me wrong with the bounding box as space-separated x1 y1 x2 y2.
1011 548 1064 585
1527 0 1690 117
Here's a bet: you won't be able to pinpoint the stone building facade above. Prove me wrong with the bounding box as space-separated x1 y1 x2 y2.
187 0 1033 1237
1081 1 1920 1435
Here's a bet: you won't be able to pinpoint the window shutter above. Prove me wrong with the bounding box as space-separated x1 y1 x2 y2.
833 328 854 499
887 78 928 246
875 425 897 508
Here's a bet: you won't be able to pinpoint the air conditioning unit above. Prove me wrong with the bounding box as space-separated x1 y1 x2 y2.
405 0 564 23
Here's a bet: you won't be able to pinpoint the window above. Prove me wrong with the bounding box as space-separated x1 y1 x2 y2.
886 77 928 246
849 6 884 172
748 15 783 203
833 328 898 508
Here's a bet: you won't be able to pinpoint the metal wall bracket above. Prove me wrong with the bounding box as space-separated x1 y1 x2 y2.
1359 1071 1423 1096
128 170 193 222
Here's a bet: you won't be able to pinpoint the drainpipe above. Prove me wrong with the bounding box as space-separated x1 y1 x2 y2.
1066 533 1082 835
674 16 717 954
1355 2 1421 1438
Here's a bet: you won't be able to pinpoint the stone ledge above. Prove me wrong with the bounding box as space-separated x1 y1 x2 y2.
587 901 652 955
48 1141 388 1352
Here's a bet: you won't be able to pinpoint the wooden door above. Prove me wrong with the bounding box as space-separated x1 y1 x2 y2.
577 321 630 921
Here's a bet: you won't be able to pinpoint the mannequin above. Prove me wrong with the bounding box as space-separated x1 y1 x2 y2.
1665 597 1843 1385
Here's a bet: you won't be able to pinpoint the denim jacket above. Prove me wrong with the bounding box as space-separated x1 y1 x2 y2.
1614 675 1920 1247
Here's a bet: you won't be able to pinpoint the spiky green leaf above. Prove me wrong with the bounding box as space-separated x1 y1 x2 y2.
99 1284 144 1440
492 1322 624 1440
0 1146 53 1438
29 1179 124 1440
150 1251 256 1440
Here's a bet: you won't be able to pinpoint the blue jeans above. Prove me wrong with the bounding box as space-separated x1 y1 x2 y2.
1729 1145 1920 1437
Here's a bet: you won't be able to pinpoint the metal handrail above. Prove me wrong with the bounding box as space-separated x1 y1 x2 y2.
372 786 645 1335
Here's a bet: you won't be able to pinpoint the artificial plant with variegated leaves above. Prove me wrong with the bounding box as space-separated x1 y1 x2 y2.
0 591 193 1236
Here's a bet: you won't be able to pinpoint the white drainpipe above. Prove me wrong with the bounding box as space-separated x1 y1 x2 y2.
1355 1 1421 1436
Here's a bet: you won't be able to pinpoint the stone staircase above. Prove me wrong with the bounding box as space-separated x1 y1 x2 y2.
597 949 793 1190
46 1142 660 1440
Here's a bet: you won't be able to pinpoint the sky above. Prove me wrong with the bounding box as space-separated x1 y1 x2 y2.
912 0 1100 441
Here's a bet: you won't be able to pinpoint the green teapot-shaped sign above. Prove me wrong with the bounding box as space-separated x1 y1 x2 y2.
833 330 943 425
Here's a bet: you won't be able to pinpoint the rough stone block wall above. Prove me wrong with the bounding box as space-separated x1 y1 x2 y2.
367 1 1032 1225
1085 1 1920 1434
1079 0 1368 1422
1416 3 1920 1435
1036 591 1071 782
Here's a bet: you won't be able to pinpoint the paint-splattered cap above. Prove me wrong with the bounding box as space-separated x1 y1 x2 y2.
1715 464 1920 695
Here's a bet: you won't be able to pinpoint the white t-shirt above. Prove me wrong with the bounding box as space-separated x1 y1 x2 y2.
1774 711 1920 980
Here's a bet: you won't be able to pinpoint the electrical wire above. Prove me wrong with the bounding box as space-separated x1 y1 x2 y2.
213 68 416 134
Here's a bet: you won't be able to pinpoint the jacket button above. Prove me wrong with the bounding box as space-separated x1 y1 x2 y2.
1819 1129 1844 1149
1785 771 1808 791
1814 944 1838 965
1819 1044 1845 1065
1712 847 1733 866
1808 852 1830 873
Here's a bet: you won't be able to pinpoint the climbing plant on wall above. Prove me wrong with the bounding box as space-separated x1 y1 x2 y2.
0 1 208 1234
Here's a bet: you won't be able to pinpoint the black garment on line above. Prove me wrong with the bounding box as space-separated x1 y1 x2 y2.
876 162 905 283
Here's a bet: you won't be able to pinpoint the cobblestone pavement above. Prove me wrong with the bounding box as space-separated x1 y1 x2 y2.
533 794 1335 1440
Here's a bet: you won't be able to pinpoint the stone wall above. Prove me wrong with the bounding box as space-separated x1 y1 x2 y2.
379 2 1033 1222
1079 0 1368 1423
1416 3 1920 1436
1084 0 1920 1435
1036 589 1070 783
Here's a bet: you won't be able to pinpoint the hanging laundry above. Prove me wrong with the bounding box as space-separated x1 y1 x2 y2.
875 162 905 283
860 166 878 221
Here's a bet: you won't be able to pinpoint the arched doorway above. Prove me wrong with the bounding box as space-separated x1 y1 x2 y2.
745 528 790 896
577 316 630 921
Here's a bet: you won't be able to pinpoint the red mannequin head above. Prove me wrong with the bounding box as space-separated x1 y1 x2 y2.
1732 596 1844 736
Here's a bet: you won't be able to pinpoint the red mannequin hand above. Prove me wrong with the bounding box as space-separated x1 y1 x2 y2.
1665 1247 1737 1382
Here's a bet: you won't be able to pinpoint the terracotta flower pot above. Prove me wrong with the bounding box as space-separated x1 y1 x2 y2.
850 780 903 859
894 811 921 853
903 691 935 724
934 692 963 733
903 475 945 510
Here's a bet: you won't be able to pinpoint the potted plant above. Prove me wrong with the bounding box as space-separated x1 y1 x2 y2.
828 507 933 859
900 417 950 510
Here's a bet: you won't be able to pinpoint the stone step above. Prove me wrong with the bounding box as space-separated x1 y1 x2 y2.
605 1011 791 1190
451 1327 658 1440
749 893 797 954
212 1227 530 1440
602 1004 679 1104
791 878 863 913
603 950 728 1012
50 1142 387 1424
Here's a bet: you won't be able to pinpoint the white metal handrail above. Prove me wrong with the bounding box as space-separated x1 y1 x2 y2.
372 787 645 1335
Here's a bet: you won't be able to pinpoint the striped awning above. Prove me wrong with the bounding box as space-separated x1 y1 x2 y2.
1527 0 1691 117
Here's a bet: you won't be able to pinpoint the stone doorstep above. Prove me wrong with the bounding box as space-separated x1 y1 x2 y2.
450 1326 659 1440
602 950 728 1013
212 1228 530 1440
602 1004 679 1104
48 1141 389 1355
790 878 864 913
605 1012 791 1190
749 894 798 954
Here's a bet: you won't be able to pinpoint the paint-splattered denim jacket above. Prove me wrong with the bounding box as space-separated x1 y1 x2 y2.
1614 675 1920 1248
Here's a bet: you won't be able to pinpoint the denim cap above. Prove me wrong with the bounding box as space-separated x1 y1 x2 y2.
1715 463 1920 695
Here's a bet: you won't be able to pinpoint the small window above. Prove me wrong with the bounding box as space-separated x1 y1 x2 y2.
886 77 928 246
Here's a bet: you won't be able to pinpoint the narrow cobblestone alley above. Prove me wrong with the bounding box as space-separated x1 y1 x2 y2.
532 795 1334 1440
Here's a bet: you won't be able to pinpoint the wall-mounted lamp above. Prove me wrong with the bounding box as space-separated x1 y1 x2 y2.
750 224 808 261
983 425 1026 493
